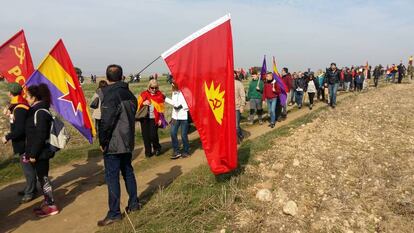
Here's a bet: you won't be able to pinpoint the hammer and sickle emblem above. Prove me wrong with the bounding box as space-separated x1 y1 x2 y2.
9 43 25 65
209 98 222 110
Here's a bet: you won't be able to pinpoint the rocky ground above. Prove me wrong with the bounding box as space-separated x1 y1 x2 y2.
233 83 414 233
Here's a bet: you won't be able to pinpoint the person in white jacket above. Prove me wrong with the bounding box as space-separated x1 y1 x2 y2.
165 82 190 159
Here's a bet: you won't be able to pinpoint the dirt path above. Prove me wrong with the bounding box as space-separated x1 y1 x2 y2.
0 89 360 233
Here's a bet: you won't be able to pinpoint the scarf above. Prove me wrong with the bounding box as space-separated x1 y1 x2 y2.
138 90 167 128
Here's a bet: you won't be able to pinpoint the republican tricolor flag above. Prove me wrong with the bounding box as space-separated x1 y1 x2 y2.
26 39 95 143
272 57 288 107
161 14 237 175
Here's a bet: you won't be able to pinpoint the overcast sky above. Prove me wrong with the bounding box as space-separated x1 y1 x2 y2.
1 0 413 76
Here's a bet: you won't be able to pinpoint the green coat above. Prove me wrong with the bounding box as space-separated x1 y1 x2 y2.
247 79 264 100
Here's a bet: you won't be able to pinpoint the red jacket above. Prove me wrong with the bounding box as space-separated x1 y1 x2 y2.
282 73 293 92
262 82 280 100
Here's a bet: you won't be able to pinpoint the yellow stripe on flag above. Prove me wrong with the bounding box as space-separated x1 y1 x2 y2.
38 55 75 94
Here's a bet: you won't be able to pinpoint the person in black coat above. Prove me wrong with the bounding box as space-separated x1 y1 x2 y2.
25 84 59 217
2 82 36 203
324 63 341 108
97 64 140 227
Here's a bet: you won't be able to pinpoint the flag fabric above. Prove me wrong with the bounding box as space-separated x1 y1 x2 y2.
137 90 168 128
26 39 95 143
161 14 237 175
260 55 267 80
0 30 34 104
272 57 287 107
0 30 34 84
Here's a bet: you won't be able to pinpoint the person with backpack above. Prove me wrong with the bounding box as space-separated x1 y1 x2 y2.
246 70 264 125
98 64 141 226
2 83 36 203
25 84 59 217
165 82 190 159
324 62 341 108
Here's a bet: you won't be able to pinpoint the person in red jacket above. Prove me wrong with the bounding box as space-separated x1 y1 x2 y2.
281 68 292 120
262 72 279 128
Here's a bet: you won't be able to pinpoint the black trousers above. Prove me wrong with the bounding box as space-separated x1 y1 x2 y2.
317 87 325 101
35 159 55 205
398 73 403 83
374 77 379 87
308 92 315 105
274 97 282 121
140 118 161 156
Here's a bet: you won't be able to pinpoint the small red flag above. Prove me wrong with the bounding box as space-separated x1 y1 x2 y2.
0 30 34 85
161 14 237 175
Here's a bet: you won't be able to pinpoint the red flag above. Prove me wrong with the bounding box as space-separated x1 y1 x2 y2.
0 30 34 85
161 14 237 175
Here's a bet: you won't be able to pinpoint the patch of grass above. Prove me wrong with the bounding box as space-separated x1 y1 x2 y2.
99 99 331 233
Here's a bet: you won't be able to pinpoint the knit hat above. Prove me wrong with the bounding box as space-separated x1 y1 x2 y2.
8 82 23 95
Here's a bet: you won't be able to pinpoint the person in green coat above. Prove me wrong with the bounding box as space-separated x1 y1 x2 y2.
247 70 264 125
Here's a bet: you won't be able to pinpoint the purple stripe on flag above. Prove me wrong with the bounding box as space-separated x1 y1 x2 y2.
26 71 93 142
273 73 287 107
260 56 267 80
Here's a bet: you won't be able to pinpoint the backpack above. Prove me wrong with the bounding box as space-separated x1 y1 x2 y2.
34 109 70 152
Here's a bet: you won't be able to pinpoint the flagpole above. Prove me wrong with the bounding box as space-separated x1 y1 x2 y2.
136 55 161 75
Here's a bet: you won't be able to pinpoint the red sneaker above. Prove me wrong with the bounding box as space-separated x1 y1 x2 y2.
34 204 59 217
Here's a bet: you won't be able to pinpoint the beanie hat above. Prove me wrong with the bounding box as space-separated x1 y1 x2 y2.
8 82 23 95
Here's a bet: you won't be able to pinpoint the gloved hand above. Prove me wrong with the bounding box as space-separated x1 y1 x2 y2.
174 105 183 111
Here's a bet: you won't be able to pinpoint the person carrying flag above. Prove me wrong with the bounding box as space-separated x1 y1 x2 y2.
281 67 293 120
25 84 59 217
138 79 167 157
263 72 279 128
2 83 36 203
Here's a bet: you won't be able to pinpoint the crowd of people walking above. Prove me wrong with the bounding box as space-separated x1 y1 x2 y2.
2 59 412 225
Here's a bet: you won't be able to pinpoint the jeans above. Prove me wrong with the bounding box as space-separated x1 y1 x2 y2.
344 82 351 91
295 91 304 107
236 110 243 138
266 98 277 124
374 77 379 87
170 119 189 154
104 153 139 220
290 89 295 104
328 83 339 106
21 154 37 196
317 87 325 101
